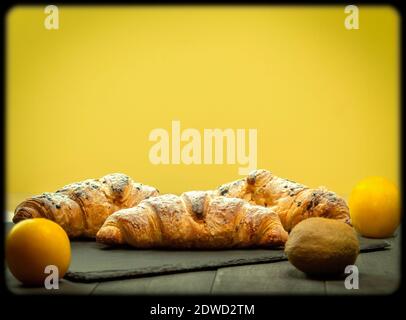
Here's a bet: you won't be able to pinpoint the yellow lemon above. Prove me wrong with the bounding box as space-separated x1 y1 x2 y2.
6 218 71 286
349 177 400 238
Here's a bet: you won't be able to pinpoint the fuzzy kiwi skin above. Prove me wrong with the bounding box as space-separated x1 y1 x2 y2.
285 217 360 275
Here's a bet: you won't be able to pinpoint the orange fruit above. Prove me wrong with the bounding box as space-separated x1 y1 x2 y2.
6 218 71 286
349 177 400 238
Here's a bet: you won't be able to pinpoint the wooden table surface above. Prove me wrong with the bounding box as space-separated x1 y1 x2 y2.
5 224 400 296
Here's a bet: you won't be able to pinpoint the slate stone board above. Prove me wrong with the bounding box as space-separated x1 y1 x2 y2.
64 236 390 283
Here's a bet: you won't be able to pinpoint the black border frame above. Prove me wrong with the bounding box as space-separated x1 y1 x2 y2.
1 1 403 316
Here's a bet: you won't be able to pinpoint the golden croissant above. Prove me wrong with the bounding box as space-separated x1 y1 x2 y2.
13 173 159 238
96 191 288 249
215 169 350 232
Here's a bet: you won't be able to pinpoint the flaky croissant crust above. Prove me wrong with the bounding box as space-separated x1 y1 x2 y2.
215 169 351 231
13 173 159 238
96 191 288 249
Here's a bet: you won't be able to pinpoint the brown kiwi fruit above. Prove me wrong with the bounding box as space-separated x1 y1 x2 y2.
285 217 359 275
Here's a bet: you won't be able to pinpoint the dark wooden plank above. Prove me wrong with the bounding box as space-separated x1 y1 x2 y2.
211 260 326 295
92 271 217 295
5 269 99 295
325 231 400 295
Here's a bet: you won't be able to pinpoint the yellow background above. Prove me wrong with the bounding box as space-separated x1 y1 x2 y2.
6 6 399 211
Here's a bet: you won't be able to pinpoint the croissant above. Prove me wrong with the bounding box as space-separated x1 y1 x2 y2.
13 173 159 238
96 191 288 249
215 169 350 232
